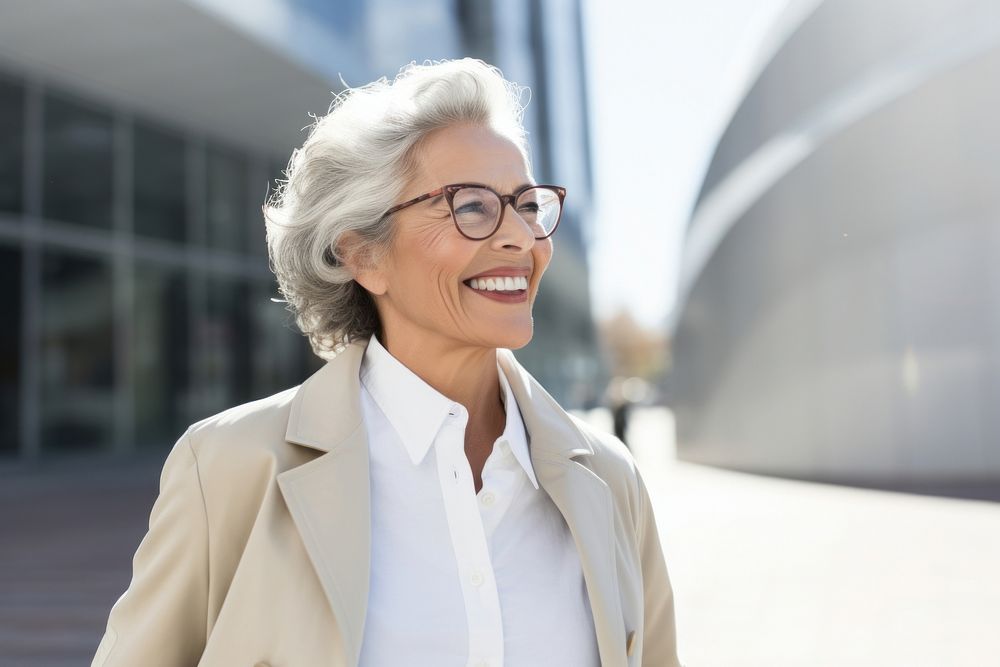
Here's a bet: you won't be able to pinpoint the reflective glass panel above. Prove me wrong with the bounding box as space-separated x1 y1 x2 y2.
0 245 21 454
40 252 114 451
133 263 190 448
251 278 311 396
0 75 24 215
191 276 251 419
206 145 248 253
42 92 113 228
134 121 188 243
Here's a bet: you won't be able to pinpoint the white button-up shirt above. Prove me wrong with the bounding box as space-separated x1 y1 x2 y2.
356 335 600 667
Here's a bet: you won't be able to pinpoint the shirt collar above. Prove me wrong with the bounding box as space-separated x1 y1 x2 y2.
360 335 539 488
360 334 453 467
497 356 539 489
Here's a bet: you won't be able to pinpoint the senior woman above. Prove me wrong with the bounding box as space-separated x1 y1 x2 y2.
92 59 682 667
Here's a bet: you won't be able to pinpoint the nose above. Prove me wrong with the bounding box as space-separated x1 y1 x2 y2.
490 202 536 250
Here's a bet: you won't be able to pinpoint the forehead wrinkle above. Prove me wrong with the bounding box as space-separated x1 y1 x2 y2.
415 131 531 192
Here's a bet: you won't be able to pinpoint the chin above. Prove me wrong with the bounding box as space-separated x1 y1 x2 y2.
489 321 534 350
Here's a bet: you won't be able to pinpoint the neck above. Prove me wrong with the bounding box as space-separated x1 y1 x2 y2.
376 330 505 434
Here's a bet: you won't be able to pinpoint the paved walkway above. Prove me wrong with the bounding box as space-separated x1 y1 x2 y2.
596 407 1000 667
2 409 998 666
0 455 162 666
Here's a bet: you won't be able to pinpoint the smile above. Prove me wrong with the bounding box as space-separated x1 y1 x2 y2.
462 276 529 303
466 276 528 292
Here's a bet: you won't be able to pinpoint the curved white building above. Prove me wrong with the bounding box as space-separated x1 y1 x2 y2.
668 0 1000 483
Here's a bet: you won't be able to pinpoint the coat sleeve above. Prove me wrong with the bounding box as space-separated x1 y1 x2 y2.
635 465 684 667
92 429 210 666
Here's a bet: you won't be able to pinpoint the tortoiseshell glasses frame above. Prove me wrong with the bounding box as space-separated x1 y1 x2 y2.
383 183 567 240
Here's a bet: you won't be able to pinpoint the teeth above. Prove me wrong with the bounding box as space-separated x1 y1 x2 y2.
468 275 528 292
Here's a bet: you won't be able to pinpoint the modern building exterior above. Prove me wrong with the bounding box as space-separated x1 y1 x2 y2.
667 0 1000 482
0 0 597 460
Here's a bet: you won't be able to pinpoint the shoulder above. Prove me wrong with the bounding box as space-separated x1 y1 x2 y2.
567 411 633 467
182 384 302 470
564 411 644 523
187 385 298 442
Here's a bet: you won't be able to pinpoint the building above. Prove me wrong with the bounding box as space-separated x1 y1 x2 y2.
667 0 1000 482
0 0 597 460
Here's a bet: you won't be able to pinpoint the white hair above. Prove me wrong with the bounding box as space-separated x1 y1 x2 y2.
262 58 531 358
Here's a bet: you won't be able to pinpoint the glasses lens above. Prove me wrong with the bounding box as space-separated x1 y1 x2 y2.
451 187 501 238
516 187 561 237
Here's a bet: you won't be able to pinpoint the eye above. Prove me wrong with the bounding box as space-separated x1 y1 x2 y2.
455 200 488 214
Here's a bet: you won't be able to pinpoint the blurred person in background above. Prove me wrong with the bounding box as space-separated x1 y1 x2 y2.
607 375 632 448
92 58 682 667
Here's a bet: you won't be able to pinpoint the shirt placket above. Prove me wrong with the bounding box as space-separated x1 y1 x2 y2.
477 440 526 543
434 404 505 667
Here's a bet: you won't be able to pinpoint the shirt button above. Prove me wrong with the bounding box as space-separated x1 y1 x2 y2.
480 492 496 506
470 570 485 587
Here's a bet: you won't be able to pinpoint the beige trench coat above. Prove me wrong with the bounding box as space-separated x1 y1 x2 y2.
92 337 682 666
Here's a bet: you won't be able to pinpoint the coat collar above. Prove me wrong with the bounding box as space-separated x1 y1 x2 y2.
282 337 593 461
277 337 626 667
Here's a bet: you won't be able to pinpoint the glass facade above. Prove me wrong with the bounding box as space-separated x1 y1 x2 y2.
0 75 24 215
195 276 253 417
40 251 115 452
1 69 315 459
133 263 190 449
206 143 250 253
42 91 114 229
251 279 311 395
0 246 21 453
287 0 364 38
133 121 189 243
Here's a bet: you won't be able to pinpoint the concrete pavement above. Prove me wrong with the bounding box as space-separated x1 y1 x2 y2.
0 455 163 666
599 407 1000 667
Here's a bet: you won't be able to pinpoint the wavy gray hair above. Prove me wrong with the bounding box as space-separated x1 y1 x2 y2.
262 58 531 359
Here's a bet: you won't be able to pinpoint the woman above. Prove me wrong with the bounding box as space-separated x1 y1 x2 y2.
92 58 682 667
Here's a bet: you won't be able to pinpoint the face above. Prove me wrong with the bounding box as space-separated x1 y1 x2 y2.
356 123 554 352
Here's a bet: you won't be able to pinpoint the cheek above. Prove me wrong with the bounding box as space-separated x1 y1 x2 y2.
408 232 473 297
533 240 554 281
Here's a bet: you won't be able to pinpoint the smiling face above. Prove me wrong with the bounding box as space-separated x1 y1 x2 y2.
356 123 554 352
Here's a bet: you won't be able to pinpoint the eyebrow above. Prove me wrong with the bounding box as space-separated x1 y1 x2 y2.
462 182 537 193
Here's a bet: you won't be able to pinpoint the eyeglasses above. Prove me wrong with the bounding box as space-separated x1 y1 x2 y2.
384 183 566 240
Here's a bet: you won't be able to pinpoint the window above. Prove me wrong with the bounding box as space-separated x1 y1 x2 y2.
42 92 114 228
0 245 21 453
251 277 311 396
0 75 24 215
191 276 251 419
134 121 189 243
40 251 114 451
206 144 249 253
133 263 190 447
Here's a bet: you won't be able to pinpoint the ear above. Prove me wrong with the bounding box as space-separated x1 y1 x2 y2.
337 231 389 296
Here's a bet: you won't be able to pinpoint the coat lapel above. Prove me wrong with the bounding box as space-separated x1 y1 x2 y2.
498 349 627 667
276 340 372 667
276 339 626 667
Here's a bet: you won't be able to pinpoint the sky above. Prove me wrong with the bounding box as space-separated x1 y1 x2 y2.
581 0 793 330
